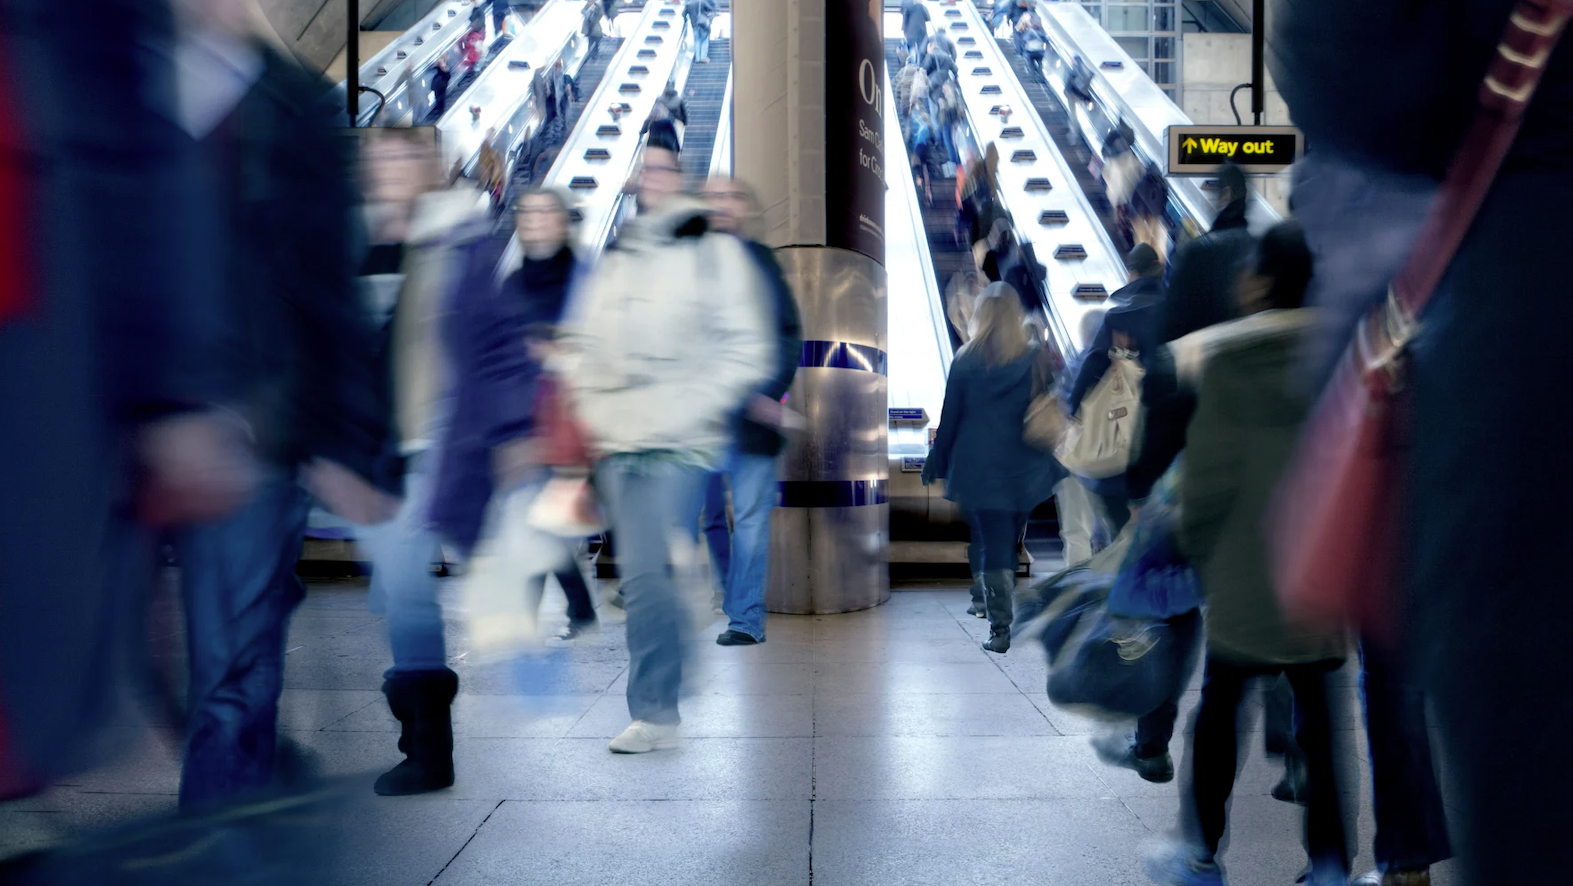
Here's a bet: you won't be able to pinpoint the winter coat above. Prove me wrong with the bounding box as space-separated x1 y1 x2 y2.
558 198 775 463
1173 309 1344 666
922 345 1065 514
1068 274 1165 414
893 64 920 120
387 187 490 453
1160 198 1251 343
431 241 587 553
735 240 804 457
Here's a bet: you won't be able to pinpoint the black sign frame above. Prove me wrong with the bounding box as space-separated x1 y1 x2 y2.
1165 124 1304 176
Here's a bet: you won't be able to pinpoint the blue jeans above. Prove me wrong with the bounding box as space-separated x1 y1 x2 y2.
596 456 705 725
722 452 778 641
689 470 731 587
694 26 711 62
963 508 1027 572
357 455 446 675
176 475 311 812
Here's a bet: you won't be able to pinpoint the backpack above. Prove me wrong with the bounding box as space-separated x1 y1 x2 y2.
1051 346 1144 479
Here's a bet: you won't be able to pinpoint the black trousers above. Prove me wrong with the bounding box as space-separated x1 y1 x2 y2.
1189 656 1349 870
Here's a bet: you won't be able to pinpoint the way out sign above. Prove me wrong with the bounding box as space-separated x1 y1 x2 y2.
1166 125 1303 175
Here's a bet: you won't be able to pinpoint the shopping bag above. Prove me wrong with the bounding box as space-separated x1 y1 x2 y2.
1108 512 1200 619
460 485 577 662
526 472 602 537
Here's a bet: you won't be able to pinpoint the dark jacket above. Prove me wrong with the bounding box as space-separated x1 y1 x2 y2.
1175 310 1343 666
1159 198 1251 343
901 0 930 52
430 64 452 109
736 240 803 457
202 45 393 489
431 239 587 553
0 0 224 797
684 0 716 30
1068 274 1165 414
922 345 1064 514
924 49 957 85
1274 6 1573 835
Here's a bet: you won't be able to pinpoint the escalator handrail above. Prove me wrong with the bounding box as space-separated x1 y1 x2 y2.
707 63 734 178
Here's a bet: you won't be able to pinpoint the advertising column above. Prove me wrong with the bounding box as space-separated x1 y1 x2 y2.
735 0 890 614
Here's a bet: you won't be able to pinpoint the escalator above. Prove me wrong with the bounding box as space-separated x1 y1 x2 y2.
883 39 970 341
502 36 627 214
677 38 731 181
994 37 1126 252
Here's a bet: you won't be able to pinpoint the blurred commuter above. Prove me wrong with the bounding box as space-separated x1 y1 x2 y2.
1052 309 1110 567
908 107 937 204
991 0 1033 34
1064 55 1095 144
477 127 505 208
460 26 484 76
657 85 689 130
1146 222 1351 886
558 144 773 752
643 111 683 156
352 130 485 797
433 187 602 647
0 0 244 799
168 0 394 812
684 0 717 64
924 41 957 87
492 0 510 36
699 178 804 647
922 285 1064 653
430 56 452 120
601 0 621 36
933 80 962 168
1161 162 1252 343
1014 14 1049 83
946 270 985 346
1270 3 1566 882
901 0 931 66
893 50 920 121
582 0 604 61
1064 243 1165 534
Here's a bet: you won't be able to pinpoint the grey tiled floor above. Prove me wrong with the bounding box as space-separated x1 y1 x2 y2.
1 580 1460 885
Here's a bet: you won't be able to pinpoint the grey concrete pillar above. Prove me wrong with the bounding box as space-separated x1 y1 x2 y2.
732 0 890 613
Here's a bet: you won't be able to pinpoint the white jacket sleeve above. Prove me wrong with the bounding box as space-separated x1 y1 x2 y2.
682 233 777 429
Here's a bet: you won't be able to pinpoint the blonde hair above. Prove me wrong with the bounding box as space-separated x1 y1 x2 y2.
961 283 1032 366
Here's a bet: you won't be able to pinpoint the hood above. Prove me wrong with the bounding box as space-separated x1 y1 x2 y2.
621 195 711 245
1112 274 1164 308
1171 309 1318 391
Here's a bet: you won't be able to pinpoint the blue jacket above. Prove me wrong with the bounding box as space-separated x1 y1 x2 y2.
430 239 588 554
736 240 804 457
923 345 1064 514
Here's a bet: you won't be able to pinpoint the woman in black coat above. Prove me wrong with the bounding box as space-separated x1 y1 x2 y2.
923 284 1064 653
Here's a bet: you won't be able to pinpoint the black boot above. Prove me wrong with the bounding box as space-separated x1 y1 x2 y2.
966 575 986 618
375 668 458 796
981 569 1014 653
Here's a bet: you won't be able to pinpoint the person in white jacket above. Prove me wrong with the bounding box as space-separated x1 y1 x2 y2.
559 144 774 753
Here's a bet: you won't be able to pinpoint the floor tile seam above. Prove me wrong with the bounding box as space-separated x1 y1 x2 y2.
313 695 388 733
427 799 505 885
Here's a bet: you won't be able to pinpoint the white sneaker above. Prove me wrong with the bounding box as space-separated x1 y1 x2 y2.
608 720 681 754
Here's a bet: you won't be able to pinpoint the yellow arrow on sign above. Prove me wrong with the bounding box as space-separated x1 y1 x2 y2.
1183 137 1198 153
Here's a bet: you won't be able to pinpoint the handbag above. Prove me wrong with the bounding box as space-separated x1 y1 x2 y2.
525 472 602 537
533 372 593 468
1022 345 1068 450
1052 348 1144 479
1270 0 1572 637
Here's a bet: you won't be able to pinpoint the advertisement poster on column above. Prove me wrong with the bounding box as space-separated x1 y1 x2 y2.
824 0 886 265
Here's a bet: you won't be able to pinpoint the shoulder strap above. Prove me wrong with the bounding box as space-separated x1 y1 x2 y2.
1394 0 1572 318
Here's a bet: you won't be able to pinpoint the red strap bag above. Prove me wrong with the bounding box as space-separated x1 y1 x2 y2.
532 373 594 468
1270 0 1573 638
